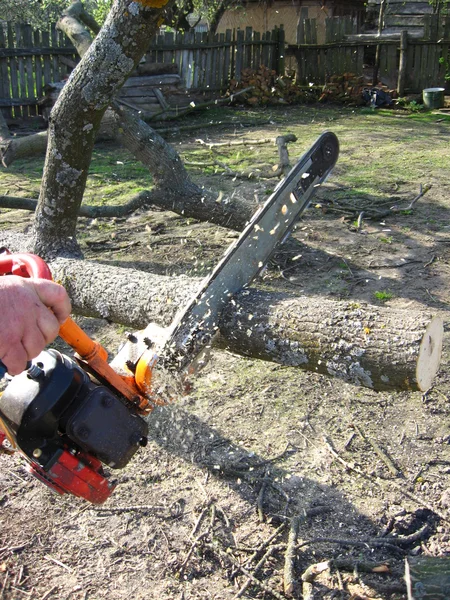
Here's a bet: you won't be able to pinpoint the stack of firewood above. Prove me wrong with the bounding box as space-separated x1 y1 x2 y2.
319 73 397 104
229 66 318 105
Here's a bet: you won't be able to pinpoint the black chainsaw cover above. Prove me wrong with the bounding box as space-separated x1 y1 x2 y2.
0 350 148 470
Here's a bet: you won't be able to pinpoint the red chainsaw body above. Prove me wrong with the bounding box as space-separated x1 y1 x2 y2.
0 250 149 504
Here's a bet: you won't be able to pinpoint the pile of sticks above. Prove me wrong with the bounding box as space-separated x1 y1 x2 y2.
229 66 317 106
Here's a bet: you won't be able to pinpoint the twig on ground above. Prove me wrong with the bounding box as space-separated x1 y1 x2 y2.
234 546 277 599
191 505 211 538
43 556 72 572
230 522 287 579
90 504 168 514
0 571 9 599
297 537 404 554
41 586 58 600
178 502 217 577
238 563 285 600
366 259 422 269
178 531 209 577
283 515 301 596
257 473 269 523
390 184 432 212
352 423 402 477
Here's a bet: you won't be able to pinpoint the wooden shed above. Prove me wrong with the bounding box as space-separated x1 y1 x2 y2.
215 0 366 45
365 0 444 38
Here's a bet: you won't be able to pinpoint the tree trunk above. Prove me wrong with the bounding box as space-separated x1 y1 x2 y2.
209 1 229 35
44 256 442 392
33 0 176 259
58 1 98 59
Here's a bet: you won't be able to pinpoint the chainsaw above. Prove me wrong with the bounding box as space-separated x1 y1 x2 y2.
0 132 339 504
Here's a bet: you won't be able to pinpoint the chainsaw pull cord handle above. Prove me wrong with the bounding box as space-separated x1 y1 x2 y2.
0 252 148 409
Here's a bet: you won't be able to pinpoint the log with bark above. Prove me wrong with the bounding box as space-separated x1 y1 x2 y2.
405 556 450 599
33 255 443 393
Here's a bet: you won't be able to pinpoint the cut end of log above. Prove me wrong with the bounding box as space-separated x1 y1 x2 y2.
416 316 443 391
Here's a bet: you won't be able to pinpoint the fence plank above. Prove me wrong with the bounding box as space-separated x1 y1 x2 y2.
0 26 12 119
23 25 36 116
33 28 45 104
223 29 232 89
252 30 261 71
244 26 252 70
7 24 21 118
16 25 29 117
235 29 244 79
50 23 60 83
310 19 318 45
443 17 450 40
218 32 225 90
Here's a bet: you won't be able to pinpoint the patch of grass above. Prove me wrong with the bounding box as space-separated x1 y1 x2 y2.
374 290 394 302
379 236 393 244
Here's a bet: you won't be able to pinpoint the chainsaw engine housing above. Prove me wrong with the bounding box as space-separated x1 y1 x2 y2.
0 350 148 502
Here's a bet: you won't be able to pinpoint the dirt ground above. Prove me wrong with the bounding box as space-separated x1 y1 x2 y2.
1 105 450 599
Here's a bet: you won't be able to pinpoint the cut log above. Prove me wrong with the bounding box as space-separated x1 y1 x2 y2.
405 556 450 599
0 131 48 168
220 291 443 392
122 75 181 88
42 256 443 393
134 61 179 76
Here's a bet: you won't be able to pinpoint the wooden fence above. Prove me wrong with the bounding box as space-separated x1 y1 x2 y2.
0 22 76 119
0 24 285 120
288 15 450 93
145 27 285 91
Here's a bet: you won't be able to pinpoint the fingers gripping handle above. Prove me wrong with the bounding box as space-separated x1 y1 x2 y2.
0 359 32 379
0 253 52 380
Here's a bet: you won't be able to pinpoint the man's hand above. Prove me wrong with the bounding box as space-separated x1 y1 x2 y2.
0 276 71 376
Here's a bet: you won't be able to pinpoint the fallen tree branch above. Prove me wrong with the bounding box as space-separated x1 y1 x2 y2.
284 515 301 596
0 194 148 218
144 86 254 121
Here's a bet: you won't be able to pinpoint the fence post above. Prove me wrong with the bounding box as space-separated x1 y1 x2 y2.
235 29 244 80
297 7 308 44
423 14 438 41
397 30 408 96
277 26 285 74
443 16 450 41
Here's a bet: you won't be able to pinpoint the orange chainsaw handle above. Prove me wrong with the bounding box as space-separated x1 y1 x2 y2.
0 251 152 412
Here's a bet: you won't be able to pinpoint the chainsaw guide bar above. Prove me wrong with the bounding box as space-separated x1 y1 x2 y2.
160 131 339 375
